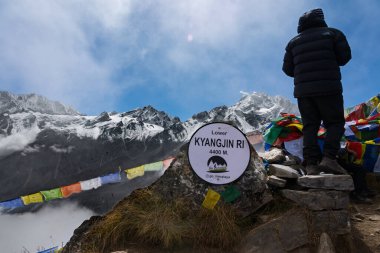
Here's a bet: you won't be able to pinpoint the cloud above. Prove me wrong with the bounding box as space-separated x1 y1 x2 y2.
0 202 94 252
0 125 40 158
0 1 378 119
21 144 45 155
0 0 132 114
49 145 74 154
0 0 309 118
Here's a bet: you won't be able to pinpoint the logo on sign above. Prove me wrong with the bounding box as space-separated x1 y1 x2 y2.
207 156 228 173
188 123 251 184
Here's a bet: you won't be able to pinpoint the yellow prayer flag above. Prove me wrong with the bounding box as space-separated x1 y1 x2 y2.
202 189 221 210
21 192 44 205
365 140 376 145
125 165 144 180
287 123 303 131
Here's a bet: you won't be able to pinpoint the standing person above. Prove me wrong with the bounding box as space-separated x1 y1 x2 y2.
282 8 351 175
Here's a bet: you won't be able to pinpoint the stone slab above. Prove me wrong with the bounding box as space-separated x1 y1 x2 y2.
261 148 286 164
317 233 336 253
240 209 309 252
268 175 287 188
269 164 300 179
281 189 350 210
297 175 354 191
310 210 351 235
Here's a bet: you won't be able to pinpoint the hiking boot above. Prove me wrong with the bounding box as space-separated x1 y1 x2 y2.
319 157 348 175
306 164 321 175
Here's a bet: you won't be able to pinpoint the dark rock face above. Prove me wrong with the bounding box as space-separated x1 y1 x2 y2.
122 105 176 128
0 113 12 135
0 127 182 214
85 112 111 126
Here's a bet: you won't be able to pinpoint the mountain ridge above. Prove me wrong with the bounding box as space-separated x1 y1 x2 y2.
0 91 298 213
0 91 81 116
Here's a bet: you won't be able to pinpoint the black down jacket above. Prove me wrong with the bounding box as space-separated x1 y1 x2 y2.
282 10 351 98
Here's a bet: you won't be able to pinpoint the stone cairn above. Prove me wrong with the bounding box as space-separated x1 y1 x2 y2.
239 147 355 253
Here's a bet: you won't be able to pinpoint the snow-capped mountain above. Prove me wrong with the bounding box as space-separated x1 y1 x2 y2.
0 91 298 213
0 91 80 115
186 92 299 135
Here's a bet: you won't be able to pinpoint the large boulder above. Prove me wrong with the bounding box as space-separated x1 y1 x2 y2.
239 209 309 253
63 144 270 252
154 144 271 216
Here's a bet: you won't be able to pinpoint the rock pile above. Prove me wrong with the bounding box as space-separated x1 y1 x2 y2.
239 147 355 252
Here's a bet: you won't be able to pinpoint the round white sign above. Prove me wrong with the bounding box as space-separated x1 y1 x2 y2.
188 123 251 184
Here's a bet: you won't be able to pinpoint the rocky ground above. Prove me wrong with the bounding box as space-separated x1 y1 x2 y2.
351 195 380 253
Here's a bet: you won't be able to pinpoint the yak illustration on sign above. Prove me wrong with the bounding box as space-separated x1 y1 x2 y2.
207 156 228 173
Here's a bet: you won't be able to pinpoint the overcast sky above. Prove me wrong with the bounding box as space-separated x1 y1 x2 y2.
0 0 379 120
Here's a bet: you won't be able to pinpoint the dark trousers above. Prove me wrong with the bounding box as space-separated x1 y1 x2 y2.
297 94 345 165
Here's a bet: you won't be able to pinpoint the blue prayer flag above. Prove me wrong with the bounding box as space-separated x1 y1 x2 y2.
37 246 58 253
363 144 380 172
264 143 272 151
0 198 24 210
100 172 121 185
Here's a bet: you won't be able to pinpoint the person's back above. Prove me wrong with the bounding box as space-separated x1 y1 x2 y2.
282 8 352 175
283 8 351 98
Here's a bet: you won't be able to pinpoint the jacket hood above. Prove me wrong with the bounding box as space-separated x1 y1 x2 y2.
297 8 327 33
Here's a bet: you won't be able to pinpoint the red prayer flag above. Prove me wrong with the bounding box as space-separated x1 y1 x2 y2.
61 183 82 198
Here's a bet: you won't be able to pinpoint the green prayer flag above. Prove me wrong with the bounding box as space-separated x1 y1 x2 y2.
41 188 63 201
144 161 163 171
264 125 283 145
221 185 241 203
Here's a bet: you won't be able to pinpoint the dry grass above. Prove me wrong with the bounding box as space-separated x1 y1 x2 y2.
80 188 244 252
79 190 299 252
192 204 241 249
126 190 192 248
82 189 193 252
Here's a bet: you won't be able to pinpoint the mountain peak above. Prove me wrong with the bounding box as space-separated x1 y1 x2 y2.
122 105 178 128
188 92 299 133
0 91 81 116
